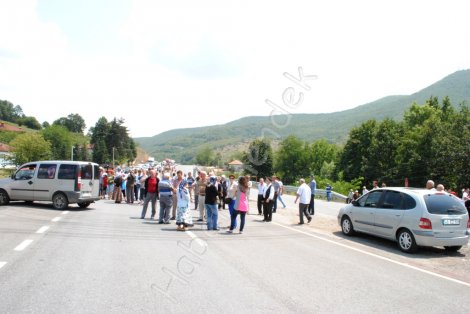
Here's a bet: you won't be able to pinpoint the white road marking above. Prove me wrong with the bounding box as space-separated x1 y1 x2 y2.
51 217 61 222
36 226 50 234
272 221 470 288
14 239 34 252
186 230 208 247
62 211 69 215
0 261 6 269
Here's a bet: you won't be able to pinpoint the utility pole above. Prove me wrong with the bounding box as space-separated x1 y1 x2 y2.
71 146 75 161
112 147 115 169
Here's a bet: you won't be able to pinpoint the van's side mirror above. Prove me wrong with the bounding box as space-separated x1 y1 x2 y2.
11 173 15 180
351 200 359 206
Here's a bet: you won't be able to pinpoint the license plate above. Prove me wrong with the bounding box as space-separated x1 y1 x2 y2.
442 219 460 225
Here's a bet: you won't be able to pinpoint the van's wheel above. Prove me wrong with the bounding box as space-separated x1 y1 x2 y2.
78 202 91 208
0 190 10 205
397 229 418 253
52 193 68 210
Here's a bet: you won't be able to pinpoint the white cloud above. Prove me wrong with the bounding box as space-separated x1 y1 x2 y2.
0 0 469 138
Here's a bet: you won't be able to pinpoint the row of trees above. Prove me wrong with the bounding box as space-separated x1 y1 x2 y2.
338 96 469 190
0 100 41 129
4 97 468 194
89 117 137 166
9 126 89 165
2 98 91 134
241 137 353 194
241 97 469 193
2 106 136 167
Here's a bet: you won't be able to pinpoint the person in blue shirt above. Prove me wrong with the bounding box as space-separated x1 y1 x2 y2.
186 172 195 202
325 183 333 202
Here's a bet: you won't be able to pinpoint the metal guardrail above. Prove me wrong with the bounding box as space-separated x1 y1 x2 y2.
252 182 347 202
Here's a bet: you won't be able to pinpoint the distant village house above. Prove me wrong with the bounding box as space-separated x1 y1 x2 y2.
228 159 244 172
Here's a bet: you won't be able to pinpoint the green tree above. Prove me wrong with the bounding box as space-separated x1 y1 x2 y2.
17 116 42 130
337 120 377 184
320 160 335 179
53 113 86 133
0 100 24 122
68 130 92 161
366 118 404 186
106 118 136 166
195 146 214 166
397 98 469 188
90 117 110 164
337 96 470 190
274 135 308 184
308 139 339 176
10 133 51 165
242 138 273 179
0 131 19 144
88 118 136 166
41 125 73 160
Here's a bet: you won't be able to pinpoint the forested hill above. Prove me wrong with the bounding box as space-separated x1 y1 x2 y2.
135 70 470 163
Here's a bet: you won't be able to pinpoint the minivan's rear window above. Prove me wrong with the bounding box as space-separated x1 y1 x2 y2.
424 194 467 215
93 165 100 179
58 165 77 180
81 164 93 180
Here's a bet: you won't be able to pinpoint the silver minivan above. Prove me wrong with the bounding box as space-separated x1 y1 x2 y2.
338 187 469 253
0 160 100 209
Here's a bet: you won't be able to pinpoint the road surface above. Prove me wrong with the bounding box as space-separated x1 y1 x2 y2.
1 195 469 313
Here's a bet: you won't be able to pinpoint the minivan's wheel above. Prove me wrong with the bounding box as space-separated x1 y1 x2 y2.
341 216 355 236
444 246 462 252
78 202 91 208
52 193 68 210
0 189 10 206
397 229 418 253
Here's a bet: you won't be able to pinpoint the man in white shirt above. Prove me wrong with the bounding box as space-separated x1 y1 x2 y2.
257 178 265 215
295 178 312 224
461 188 469 201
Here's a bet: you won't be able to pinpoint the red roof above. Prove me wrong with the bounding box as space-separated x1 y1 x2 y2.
0 142 13 152
0 122 23 132
228 160 243 165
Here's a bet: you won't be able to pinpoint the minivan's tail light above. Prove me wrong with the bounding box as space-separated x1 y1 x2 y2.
419 218 433 229
77 170 82 190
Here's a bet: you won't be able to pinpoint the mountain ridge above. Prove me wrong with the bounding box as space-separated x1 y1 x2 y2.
135 70 470 163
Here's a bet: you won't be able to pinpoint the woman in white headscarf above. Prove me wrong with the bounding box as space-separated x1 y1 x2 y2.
176 181 192 231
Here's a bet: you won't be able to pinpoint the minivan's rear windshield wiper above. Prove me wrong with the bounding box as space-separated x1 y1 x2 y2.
447 209 465 214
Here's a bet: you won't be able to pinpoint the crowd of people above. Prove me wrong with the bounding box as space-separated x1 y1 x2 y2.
96 167 303 233
98 167 470 230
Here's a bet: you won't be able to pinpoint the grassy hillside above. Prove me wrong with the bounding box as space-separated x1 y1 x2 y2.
135 70 470 163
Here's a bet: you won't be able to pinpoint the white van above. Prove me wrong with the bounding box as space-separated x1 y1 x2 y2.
0 160 100 209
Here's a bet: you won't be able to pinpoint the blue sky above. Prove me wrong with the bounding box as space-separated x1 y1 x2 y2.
1 0 469 137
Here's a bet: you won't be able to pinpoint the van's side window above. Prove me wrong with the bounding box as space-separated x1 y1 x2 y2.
38 164 57 179
58 165 77 180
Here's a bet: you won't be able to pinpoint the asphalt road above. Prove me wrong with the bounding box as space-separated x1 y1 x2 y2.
1 195 470 314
